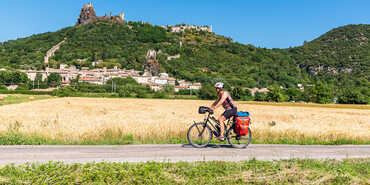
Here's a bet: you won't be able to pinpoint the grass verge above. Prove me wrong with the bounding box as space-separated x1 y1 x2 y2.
0 132 369 145
0 159 368 184
0 94 52 106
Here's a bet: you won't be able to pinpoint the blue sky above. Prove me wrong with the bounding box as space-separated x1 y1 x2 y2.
0 0 369 48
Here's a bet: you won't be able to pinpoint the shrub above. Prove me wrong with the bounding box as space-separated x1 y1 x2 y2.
153 90 168 99
0 85 7 90
338 89 368 104
15 84 30 90
52 86 78 97
267 85 288 102
135 89 148 98
0 90 52 95
254 92 267 101
118 88 131 97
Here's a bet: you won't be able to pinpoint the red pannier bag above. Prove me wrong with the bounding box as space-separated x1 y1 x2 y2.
235 112 250 136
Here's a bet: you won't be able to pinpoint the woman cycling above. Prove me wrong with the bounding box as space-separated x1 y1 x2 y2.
210 82 237 141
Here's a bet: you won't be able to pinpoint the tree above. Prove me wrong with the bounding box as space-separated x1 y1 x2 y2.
231 86 245 100
304 81 334 104
254 92 267 101
338 88 367 104
0 71 28 85
136 89 147 98
242 89 253 101
118 88 131 97
52 86 77 97
46 73 62 87
285 88 303 101
162 84 174 93
0 85 7 90
198 83 217 100
267 85 288 102
153 90 168 99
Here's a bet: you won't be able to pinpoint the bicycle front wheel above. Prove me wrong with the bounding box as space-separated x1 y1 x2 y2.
187 122 212 148
226 127 252 149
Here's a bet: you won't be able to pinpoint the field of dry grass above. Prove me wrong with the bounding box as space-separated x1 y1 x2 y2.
0 97 369 144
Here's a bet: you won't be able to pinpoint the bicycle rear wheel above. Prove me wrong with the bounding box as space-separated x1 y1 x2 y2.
187 122 212 148
226 127 252 149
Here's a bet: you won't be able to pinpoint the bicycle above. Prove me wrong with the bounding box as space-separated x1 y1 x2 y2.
187 106 252 149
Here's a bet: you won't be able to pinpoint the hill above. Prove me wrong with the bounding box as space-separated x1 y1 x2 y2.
287 24 369 81
0 22 368 92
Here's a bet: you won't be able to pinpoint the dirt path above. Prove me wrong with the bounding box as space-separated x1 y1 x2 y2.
0 144 369 165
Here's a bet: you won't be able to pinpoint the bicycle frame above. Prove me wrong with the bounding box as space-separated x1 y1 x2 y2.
203 112 233 136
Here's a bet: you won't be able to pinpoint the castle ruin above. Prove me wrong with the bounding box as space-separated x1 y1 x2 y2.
76 2 125 25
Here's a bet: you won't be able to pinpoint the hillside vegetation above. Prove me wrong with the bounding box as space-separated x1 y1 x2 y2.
0 22 369 102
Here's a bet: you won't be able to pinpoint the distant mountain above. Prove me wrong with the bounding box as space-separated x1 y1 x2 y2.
0 21 368 90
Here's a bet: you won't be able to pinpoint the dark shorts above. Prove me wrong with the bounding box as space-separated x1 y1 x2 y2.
222 107 237 119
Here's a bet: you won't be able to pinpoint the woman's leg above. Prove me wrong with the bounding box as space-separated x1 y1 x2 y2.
218 115 226 137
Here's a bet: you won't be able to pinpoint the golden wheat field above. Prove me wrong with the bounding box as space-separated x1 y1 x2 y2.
0 97 369 143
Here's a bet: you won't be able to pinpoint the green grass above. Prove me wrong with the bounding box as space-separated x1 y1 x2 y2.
0 94 53 106
1 132 369 145
0 159 368 184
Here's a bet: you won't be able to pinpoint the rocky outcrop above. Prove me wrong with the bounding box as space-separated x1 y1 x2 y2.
76 3 97 25
76 3 124 26
145 49 160 75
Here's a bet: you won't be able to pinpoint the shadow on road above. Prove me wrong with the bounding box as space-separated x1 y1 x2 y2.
182 144 233 149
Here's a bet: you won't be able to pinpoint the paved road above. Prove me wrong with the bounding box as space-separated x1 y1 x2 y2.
0 144 369 165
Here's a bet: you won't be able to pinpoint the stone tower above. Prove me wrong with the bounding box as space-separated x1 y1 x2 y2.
118 12 125 22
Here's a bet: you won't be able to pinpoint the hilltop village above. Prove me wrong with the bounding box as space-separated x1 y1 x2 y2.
21 3 205 92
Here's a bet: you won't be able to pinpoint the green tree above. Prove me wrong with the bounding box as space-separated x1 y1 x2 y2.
304 81 334 104
162 84 175 93
47 73 62 87
338 88 367 104
118 88 132 97
254 92 267 101
52 86 77 97
285 88 303 101
198 83 217 100
231 86 245 100
267 85 288 102
33 73 48 89
153 90 168 99
0 85 7 90
242 89 253 101
136 89 148 98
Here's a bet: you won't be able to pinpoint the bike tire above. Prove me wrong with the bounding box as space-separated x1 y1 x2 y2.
226 127 252 149
187 122 212 148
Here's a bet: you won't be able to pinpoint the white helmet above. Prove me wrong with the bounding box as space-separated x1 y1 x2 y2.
214 82 224 89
